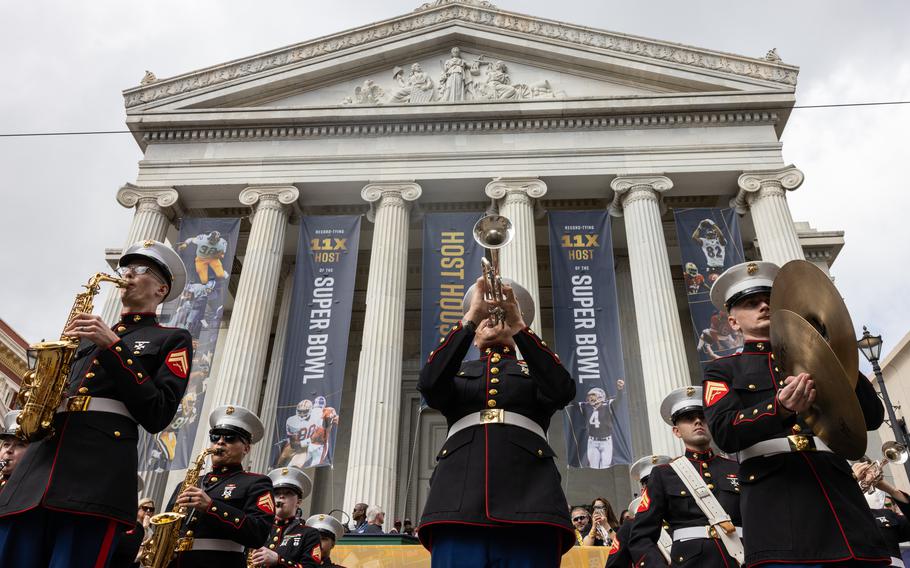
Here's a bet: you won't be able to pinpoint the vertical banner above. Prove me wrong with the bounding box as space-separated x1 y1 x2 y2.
549 211 631 469
420 212 485 363
271 216 361 468
139 217 241 471
673 208 746 365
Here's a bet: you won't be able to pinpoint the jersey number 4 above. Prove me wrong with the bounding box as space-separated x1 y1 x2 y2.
588 412 601 429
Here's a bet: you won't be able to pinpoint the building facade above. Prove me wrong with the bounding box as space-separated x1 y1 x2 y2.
0 319 27 415
111 1 844 525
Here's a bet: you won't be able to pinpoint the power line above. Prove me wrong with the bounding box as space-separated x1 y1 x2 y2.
1 100 908 138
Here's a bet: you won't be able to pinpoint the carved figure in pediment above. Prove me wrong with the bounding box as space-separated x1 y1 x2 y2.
477 60 519 100
342 79 386 105
140 70 157 85
764 48 782 62
438 47 485 102
390 63 436 103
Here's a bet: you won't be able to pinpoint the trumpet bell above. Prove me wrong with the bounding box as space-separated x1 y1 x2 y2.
883 441 909 464
462 278 536 328
473 215 513 249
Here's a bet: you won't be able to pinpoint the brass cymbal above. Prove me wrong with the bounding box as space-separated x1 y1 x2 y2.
771 309 867 459
770 260 858 387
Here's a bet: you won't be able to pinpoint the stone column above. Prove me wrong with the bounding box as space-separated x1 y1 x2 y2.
250 270 295 474
733 166 805 266
207 186 299 413
609 175 688 457
484 178 546 329
342 182 421 524
101 185 181 324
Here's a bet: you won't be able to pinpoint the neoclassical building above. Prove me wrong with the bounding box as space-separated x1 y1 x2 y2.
0 319 27 415
109 0 844 523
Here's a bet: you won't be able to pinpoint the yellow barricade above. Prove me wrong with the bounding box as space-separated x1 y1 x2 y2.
332 545 611 567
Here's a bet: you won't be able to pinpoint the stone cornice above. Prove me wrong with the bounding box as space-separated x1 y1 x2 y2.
122 2 798 109
138 110 778 144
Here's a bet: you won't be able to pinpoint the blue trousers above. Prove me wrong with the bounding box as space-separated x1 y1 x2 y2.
0 507 122 568
429 524 564 568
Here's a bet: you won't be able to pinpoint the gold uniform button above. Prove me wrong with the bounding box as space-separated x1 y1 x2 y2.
503 347 510 353
537 450 543 457
680 491 687 496
211 477 218 483
767 404 774 410
491 378 500 384
748 475 756 481
439 338 445 344
92 359 99 365
115 346 122 352
707 483 715 490
269 544 276 549
748 384 756 390
117 326 127 332
678 557 684 563
738 414 745 419
490 368 500 375
85 372 95 378
752 409 758 415
489 389 498 395
487 400 497 408
779 381 785 387
137 373 143 378
134 351 141 355
234 517 239 522
541 341 547 346
78 387 88 394
757 342 765 351
223 512 229 518
458 371 466 376
114 431 121 437
701 462 708 469
770 353 776 360
774 367 780 372
186 530 194 536
273 536 279 542
127 359 133 365
792 425 802 433
703 472 711 478
134 315 142 322
441 449 447 456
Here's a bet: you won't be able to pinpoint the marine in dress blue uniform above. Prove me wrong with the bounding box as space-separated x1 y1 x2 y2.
0 240 191 568
247 466 322 568
417 278 576 568
304 513 346 568
166 405 274 568
606 454 672 568
703 261 890 567
0 410 26 493
629 386 742 568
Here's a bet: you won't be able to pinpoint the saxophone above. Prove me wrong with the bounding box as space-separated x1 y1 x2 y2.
17 273 126 442
139 447 220 568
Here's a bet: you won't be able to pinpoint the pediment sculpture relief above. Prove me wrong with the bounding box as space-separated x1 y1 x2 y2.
342 47 561 105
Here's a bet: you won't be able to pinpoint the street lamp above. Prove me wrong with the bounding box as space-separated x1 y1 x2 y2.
858 326 910 480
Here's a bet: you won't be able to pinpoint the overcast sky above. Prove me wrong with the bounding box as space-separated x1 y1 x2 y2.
1 0 908 370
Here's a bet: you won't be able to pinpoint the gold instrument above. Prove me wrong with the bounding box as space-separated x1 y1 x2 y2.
17 273 126 442
139 448 219 568
770 260 866 459
247 549 259 567
473 214 513 326
858 441 909 494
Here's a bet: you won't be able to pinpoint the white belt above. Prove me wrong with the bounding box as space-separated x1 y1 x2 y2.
56 396 136 421
446 409 546 442
190 538 245 553
892 557 904 568
739 435 832 462
672 526 743 541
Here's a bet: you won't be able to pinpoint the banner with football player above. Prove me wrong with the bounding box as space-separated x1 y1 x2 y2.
420 212 485 364
270 215 361 468
138 217 241 471
672 208 746 365
549 211 632 469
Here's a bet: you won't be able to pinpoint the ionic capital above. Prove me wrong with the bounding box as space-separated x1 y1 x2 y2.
116 183 182 219
607 175 673 217
361 181 422 222
731 165 804 214
239 185 301 217
484 177 548 202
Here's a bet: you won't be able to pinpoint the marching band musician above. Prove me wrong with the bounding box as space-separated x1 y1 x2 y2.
629 386 742 567
167 404 274 568
0 240 192 568
853 462 910 568
417 276 576 567
606 454 672 568
304 513 347 568
0 410 26 493
247 466 322 567
703 261 890 567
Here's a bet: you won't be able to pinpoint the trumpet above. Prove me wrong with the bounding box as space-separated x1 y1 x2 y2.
857 441 909 494
473 214 513 327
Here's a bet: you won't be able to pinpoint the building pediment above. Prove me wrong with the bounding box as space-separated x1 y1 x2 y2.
123 1 798 115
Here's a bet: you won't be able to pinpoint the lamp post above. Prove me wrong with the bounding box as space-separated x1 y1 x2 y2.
858 326 910 480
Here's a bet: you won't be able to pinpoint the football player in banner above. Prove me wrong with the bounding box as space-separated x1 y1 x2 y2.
703 261 890 567
576 380 624 469
0 240 192 568
417 277 576 567
166 405 274 568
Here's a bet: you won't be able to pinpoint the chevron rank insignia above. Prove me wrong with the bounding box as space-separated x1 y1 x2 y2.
257 492 275 514
704 380 730 407
165 348 189 379
637 488 650 512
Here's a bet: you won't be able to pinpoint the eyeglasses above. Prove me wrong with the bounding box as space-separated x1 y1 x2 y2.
572 516 590 522
140 506 155 513
209 433 241 444
117 265 166 283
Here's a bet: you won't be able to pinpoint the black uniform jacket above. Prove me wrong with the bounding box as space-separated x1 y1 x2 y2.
703 340 890 566
606 520 634 568
109 521 145 568
629 449 741 568
872 493 910 561
0 313 191 525
168 463 274 568
262 516 323 568
417 321 577 553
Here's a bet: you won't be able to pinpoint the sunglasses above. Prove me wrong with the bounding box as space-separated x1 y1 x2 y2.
140 506 155 513
572 516 590 522
209 433 241 444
